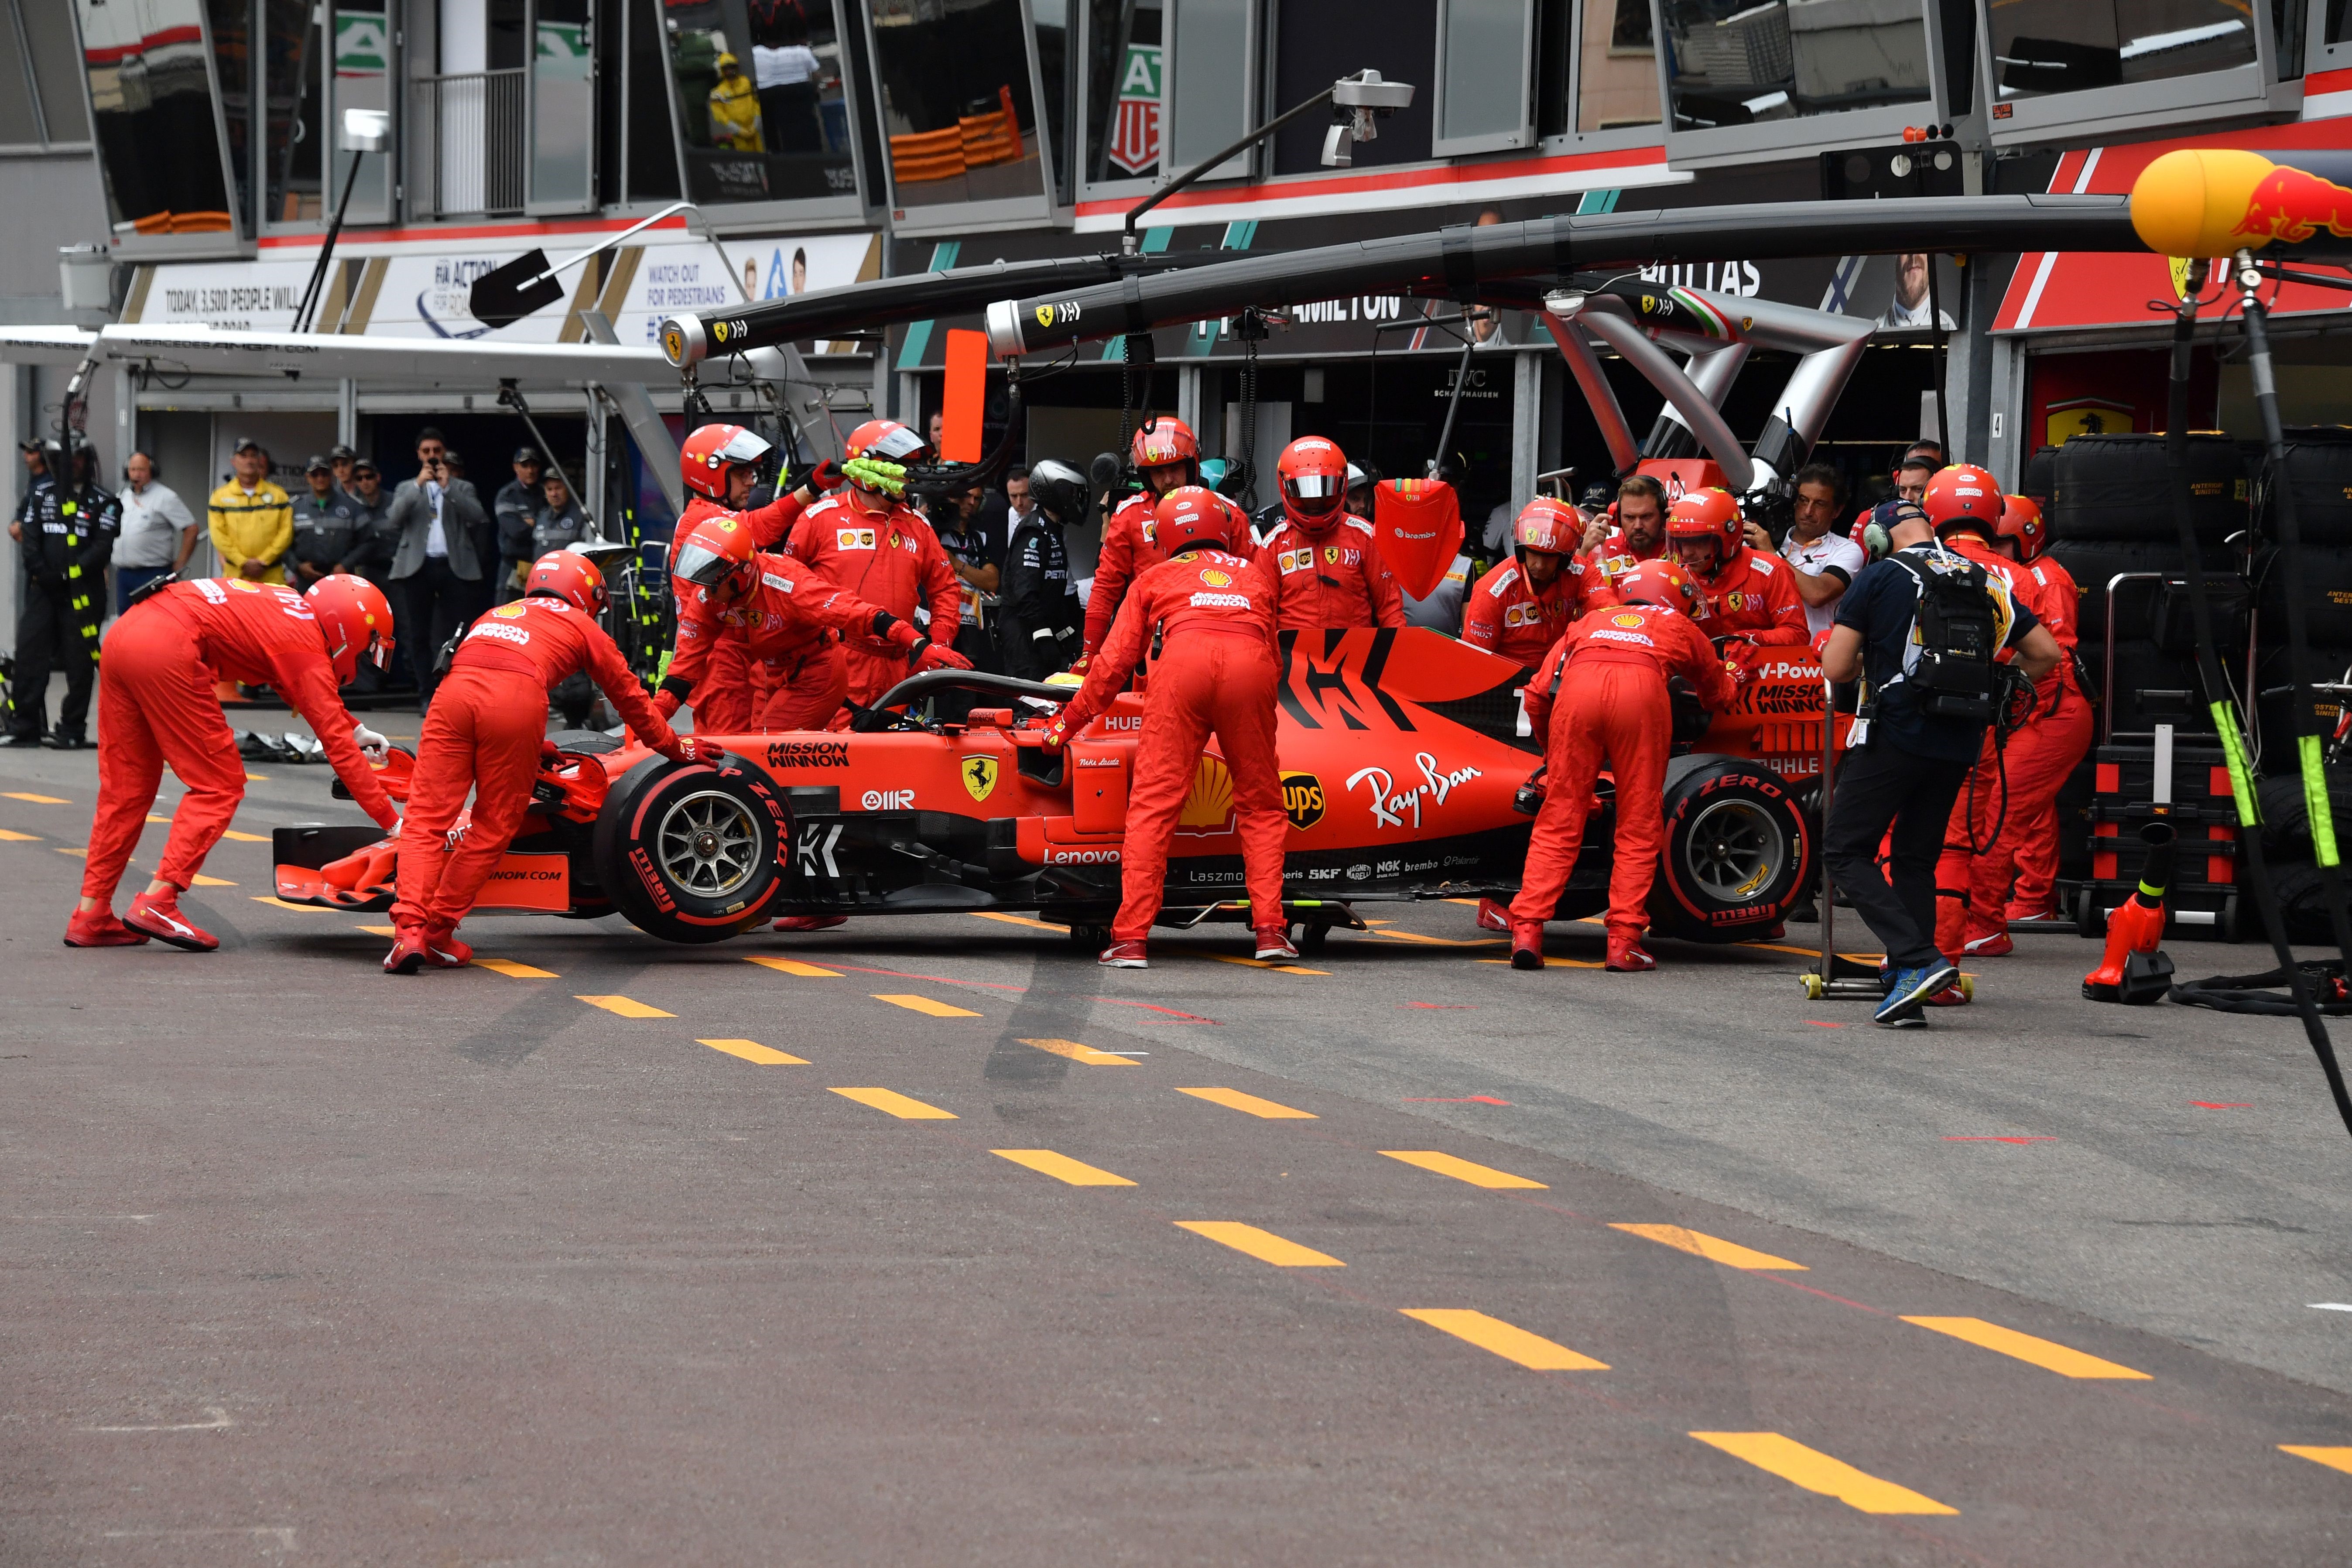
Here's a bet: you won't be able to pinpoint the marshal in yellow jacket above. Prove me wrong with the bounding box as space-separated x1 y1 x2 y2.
207 478 294 584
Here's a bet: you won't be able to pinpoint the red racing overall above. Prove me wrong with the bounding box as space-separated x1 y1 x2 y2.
394 597 685 937
659 554 894 733
1929 534 2047 955
1510 603 1739 945
1580 525 1665 590
1258 513 1405 631
2003 552 2092 919
1462 553 1616 669
666 489 812 730
84 579 397 904
1056 548 1285 942
786 493 960 709
1688 546 1809 646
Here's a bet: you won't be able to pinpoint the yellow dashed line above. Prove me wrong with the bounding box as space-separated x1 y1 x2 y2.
2 791 67 804
991 1149 1136 1186
1381 1150 1547 1189
250 895 332 913
2281 1445 2352 1476
1020 1037 1139 1066
0 828 39 842
1202 952 1331 976
220 829 270 843
1690 1432 1956 1514
829 1086 955 1120
477 959 558 979
1612 1223 1805 1271
701 1037 809 1065
191 874 235 887
1401 1309 1607 1369
1176 1221 1343 1267
1900 1318 2150 1380
576 994 674 1019
874 993 981 1018
1176 1086 1316 1120
744 955 842 978
970 911 1066 932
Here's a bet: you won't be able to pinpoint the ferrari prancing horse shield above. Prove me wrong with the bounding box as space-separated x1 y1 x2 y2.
962 755 999 802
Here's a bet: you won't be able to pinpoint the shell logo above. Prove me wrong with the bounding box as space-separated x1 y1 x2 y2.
1198 568 1232 588
1176 754 1236 833
1611 613 1645 629
493 603 528 619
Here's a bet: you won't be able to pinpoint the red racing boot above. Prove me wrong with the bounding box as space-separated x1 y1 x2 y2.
1510 921 1545 971
1605 935 1657 972
1959 927 2014 959
1099 938 1149 969
420 927 473 968
774 915 848 933
125 890 218 952
1254 927 1299 962
64 908 148 947
383 928 431 975
1475 897 1512 933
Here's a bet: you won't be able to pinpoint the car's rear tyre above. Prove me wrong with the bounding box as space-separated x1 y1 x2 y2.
594 755 792 943
1648 756 1810 943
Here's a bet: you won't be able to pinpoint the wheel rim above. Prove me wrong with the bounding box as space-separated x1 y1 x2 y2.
1683 797 1784 904
655 789 762 899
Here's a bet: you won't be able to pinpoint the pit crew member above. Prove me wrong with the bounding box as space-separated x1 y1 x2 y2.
1462 497 1617 669
1042 486 1289 969
1579 473 1669 587
386 551 714 973
70 575 400 952
1991 494 2092 927
1257 435 1404 631
784 419 962 712
1507 560 1741 973
1078 416 1222 669
1665 489 1808 647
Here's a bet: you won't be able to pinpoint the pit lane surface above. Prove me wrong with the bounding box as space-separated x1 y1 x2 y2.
4 743 2351 1566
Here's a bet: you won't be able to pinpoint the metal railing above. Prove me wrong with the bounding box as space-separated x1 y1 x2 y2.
408 69 527 217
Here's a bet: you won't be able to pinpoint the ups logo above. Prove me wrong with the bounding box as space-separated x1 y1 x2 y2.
1280 771 1325 830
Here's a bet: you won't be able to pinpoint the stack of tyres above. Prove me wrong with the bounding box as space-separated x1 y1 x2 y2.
2078 743 2246 941
2253 767 2352 944
2254 430 2352 753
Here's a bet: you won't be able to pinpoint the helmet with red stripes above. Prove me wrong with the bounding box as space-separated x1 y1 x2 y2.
1277 435 1348 527
525 548 609 616
1513 496 1580 558
672 515 757 592
1924 463 2002 537
1665 489 1743 552
1131 416 1200 494
845 418 929 471
1616 558 1701 615
680 422 773 501
1154 484 1236 554
1996 493 2048 561
305 573 396 683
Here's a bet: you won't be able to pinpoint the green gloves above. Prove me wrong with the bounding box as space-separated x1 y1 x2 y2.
843 457 908 499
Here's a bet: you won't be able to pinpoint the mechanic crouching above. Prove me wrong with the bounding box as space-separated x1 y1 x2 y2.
1043 487 1290 969
387 551 718 974
1509 560 1741 973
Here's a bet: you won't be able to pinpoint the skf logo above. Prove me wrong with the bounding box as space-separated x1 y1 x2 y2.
962 755 999 802
1611 613 1645 629
837 528 877 549
493 603 528 619
1035 305 1054 328
1198 568 1233 588
1280 771 1325 830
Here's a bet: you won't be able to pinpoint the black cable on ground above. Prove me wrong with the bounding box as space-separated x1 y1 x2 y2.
2163 264 2352 1139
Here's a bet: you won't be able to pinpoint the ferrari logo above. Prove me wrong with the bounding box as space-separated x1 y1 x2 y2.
1324 546 1339 565
662 324 686 361
1035 305 1054 328
962 755 999 802
715 322 730 342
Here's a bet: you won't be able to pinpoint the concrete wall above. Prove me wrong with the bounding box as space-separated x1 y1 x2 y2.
0 152 107 323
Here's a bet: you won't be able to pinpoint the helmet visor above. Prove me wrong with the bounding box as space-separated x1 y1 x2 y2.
863 425 929 464
674 539 736 588
712 428 772 465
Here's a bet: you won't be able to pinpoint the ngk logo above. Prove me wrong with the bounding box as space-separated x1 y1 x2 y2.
860 789 914 810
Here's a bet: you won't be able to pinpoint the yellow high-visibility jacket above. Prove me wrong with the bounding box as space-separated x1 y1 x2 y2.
208 479 294 584
708 75 763 151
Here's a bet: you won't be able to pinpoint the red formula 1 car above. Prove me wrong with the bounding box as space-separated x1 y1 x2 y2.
273 630 1822 951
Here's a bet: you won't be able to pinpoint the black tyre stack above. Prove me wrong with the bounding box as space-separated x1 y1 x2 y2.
2253 429 2352 753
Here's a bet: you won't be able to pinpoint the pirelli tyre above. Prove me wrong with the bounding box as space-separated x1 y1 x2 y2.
594 754 793 943
1647 754 1811 942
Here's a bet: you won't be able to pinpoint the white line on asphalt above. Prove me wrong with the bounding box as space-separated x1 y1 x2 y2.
2311 1303 2352 1312
82 1406 234 1432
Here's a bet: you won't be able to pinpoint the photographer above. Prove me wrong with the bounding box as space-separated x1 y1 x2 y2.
386 428 490 712
1819 495 2059 1026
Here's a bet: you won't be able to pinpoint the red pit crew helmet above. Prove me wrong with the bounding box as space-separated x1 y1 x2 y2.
1998 493 2048 561
306 573 396 682
1131 416 1200 492
1616 558 1702 615
680 422 774 501
672 515 757 591
1276 435 1348 526
1924 463 2002 537
1665 489 1743 567
1513 496 1579 560
1154 484 1236 554
526 548 609 616
844 418 930 479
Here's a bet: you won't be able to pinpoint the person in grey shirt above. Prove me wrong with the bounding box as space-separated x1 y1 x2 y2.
385 426 488 711
111 450 199 615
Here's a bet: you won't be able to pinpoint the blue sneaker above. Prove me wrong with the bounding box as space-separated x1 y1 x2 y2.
1875 961 1958 1024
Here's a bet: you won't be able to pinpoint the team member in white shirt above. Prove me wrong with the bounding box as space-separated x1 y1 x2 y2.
1755 463 1865 638
111 450 199 616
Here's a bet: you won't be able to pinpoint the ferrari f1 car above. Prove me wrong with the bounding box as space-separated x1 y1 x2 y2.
274 629 1832 950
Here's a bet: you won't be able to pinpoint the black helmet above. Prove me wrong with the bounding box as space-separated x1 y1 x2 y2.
1028 457 1091 528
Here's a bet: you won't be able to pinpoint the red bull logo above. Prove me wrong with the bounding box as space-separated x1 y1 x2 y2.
2233 164 2352 246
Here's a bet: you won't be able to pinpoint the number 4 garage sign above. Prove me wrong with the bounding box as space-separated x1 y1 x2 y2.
1107 44 1161 178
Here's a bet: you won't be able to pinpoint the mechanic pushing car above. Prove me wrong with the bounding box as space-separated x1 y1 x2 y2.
1077 416 1227 671
386 551 718 974
1508 558 1742 974
68 575 401 952
1921 466 2075 964
665 423 847 732
1042 486 1290 969
1989 493 2091 929
1257 435 1405 631
784 419 962 715
1664 490 1808 647
1461 497 1618 669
